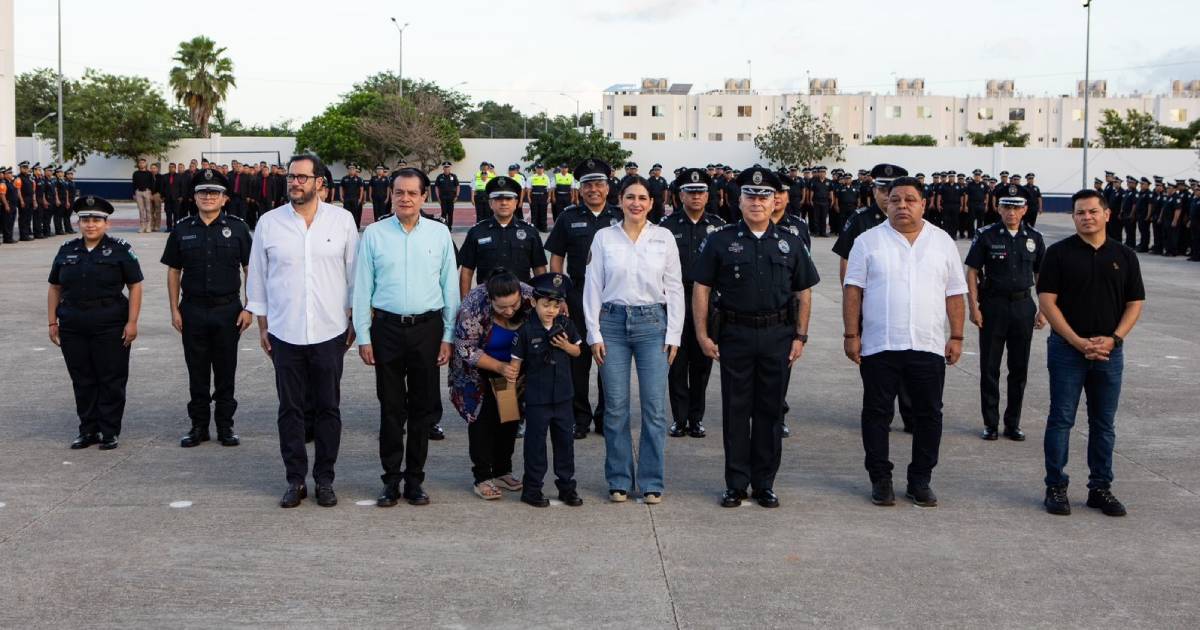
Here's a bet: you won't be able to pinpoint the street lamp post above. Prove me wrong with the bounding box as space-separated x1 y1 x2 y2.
56 0 64 164
33 112 57 164
483 122 495 139
1081 0 1092 189
389 18 410 99
559 93 580 127
529 102 548 134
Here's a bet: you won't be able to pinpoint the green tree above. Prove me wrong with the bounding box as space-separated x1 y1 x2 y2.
169 36 236 138
64 70 179 163
1158 119 1200 150
754 103 845 168
967 122 1030 147
353 72 471 127
294 91 386 166
522 119 630 171
15 68 74 135
1096 109 1168 148
868 134 937 146
463 101 531 138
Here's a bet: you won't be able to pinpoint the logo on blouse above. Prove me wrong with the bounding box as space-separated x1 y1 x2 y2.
222 226 232 238
1025 239 1035 253
778 239 791 254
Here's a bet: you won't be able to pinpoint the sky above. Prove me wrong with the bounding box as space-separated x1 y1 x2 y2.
12 0 1200 128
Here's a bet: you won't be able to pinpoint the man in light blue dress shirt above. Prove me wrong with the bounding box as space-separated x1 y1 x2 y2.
353 167 460 507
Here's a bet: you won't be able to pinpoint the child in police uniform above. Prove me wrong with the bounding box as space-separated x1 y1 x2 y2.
508 272 583 507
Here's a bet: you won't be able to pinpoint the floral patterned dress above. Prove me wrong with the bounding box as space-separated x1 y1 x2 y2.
448 282 533 423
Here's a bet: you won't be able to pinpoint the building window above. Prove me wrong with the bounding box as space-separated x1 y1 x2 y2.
622 105 637 117
1037 137 1044 142
852 133 860 140
622 132 637 140
606 105 612 110
651 132 666 141
651 105 664 117
737 105 753 117
1009 108 1026 121
707 132 723 141
977 107 994 120
916 105 933 119
691 132 697 138
736 133 752 141
1072 109 1084 121
707 105 723 117
827 105 840 117
885 105 902 119
958 136 964 142
825 133 841 146
1051 137 1058 143
1169 108 1188 122
958 107 964 113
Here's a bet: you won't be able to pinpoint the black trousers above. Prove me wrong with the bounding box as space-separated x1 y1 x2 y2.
1023 208 1039 228
859 350 945 486
60 310 130 438
473 191 490 223
668 301 713 428
553 194 571 221
51 203 66 233
467 382 519 484
373 314 441 486
566 286 604 431
270 332 346 486
529 193 549 231
978 295 1035 430
342 201 361 229
2 206 15 240
1122 217 1137 248
524 399 575 493
810 203 830 237
18 199 35 238
36 203 52 236
163 198 178 230
649 201 665 225
181 299 242 432
1137 219 1152 250
717 323 791 492
226 196 245 219
438 192 455 225
924 209 941 232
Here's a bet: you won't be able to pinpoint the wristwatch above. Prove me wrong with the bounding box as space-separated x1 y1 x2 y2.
795 333 808 343
1111 334 1123 348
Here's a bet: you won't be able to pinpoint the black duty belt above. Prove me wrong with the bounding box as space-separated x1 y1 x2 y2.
67 297 122 310
374 309 440 326
984 290 1032 302
184 294 240 306
719 308 788 328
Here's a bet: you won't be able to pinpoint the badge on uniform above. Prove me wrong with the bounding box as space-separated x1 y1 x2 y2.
1025 239 1036 253
571 222 587 228
222 227 232 238
102 247 112 257
778 240 790 254
706 225 719 234
478 236 493 245
728 242 744 254
516 229 527 240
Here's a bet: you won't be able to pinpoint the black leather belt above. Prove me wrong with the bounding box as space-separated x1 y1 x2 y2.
719 309 788 328
984 290 1032 302
68 297 121 309
374 309 440 326
184 294 240 306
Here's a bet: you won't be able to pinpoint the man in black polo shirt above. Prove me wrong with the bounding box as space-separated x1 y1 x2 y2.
1036 189 1145 518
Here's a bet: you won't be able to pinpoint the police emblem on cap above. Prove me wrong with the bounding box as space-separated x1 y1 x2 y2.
222 226 232 238
552 275 563 287
86 196 95 207
1026 239 1036 253
204 170 214 181
778 239 790 254
587 159 595 169
884 165 894 177
691 172 700 183
751 171 763 185
1008 185 1017 195
516 229 527 240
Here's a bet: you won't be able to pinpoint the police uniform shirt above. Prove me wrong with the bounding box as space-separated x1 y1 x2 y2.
369 174 391 200
659 211 726 286
511 314 581 405
49 235 145 302
808 177 832 206
692 221 819 313
706 178 723 213
787 177 807 212
835 182 859 211
544 204 622 283
339 174 364 202
529 172 550 195
940 182 964 209
1135 188 1152 218
775 213 812 250
160 213 253 298
646 175 668 204
966 180 989 207
964 223 1045 295
458 217 548 283
722 177 741 207
832 204 887 259
18 172 35 201
435 172 459 195
1025 183 1042 212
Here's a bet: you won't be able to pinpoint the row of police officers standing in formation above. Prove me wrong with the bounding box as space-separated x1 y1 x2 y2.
42 153 1144 515
1095 171 1200 260
0 161 80 243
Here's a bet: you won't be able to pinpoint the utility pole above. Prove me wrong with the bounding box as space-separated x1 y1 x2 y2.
1081 0 1092 189
56 0 63 163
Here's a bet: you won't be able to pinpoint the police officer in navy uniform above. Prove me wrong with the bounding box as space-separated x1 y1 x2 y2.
772 171 812 439
48 196 144 450
660 167 725 439
645 164 669 224
807 165 833 237
434 161 459 226
526 163 551 232
834 172 859 235
692 166 819 509
965 195 1046 441
1023 173 1042 228
458 175 548 295
545 158 621 439
16 161 37 241
160 169 254 448
1148 176 1166 254
369 164 392 223
338 164 366 229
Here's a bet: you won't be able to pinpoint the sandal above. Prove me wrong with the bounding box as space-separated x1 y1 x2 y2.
492 474 523 491
474 480 502 500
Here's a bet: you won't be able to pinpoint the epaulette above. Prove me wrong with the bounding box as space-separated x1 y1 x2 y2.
60 237 81 248
854 205 870 215
225 214 246 223
111 237 132 248
374 213 393 222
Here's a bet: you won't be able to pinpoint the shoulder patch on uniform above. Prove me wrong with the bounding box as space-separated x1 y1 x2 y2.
226 214 246 222
112 237 132 248
61 237 80 248
854 206 869 215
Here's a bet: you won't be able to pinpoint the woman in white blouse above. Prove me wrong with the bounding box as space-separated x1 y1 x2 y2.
583 176 685 504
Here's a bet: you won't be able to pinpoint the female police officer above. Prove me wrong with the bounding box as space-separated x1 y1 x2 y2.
48 196 144 450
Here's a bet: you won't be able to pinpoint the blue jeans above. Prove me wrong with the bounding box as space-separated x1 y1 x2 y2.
598 303 669 494
1044 332 1123 490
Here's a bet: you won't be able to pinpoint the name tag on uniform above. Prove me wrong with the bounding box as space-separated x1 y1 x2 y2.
181 234 198 240
571 222 587 228
478 237 493 245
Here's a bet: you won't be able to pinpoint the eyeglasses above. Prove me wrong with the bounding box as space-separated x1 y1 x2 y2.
284 174 317 184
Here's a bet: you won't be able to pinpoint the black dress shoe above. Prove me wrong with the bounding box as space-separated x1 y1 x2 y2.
558 488 583 507
780 423 791 438
19 236 34 242
1003 428 1026 441
315 484 337 507
668 422 686 437
1045 485 1071 515
429 424 445 441
217 431 240 446
180 428 210 448
720 489 748 508
98 435 119 450
280 484 307 508
752 489 780 508
573 426 589 440
521 492 550 508
70 433 100 449
1086 488 1127 516
905 485 938 508
376 484 401 507
981 428 999 441
403 484 430 506
871 479 895 506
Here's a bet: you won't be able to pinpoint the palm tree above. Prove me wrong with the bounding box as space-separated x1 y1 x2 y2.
169 36 236 138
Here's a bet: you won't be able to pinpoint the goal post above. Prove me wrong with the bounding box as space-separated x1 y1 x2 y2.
200 150 283 166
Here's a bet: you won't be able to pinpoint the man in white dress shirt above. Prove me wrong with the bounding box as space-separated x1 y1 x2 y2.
842 176 967 508
246 154 359 509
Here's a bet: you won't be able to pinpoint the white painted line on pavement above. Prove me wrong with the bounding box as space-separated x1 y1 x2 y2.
1165 355 1181 359
547 499 563 507
0 502 7 508
62 461 72 465
355 500 375 506
169 500 193 508
31 347 46 352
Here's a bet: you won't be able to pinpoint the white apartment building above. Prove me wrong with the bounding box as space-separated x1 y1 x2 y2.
598 78 1200 149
